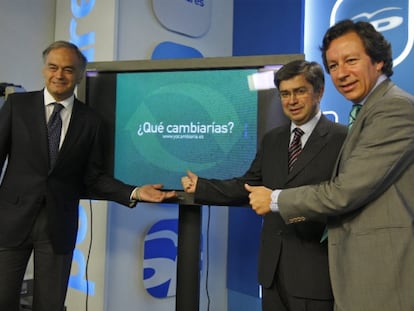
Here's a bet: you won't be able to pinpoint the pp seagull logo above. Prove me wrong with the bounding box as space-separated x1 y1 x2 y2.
352 7 403 31
143 219 178 298
330 0 413 67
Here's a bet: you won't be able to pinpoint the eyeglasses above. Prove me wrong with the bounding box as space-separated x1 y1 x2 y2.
279 87 310 100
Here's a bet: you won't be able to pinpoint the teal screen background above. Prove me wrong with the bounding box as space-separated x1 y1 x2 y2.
114 69 258 189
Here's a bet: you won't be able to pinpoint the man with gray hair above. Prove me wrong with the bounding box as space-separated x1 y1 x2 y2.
0 40 175 311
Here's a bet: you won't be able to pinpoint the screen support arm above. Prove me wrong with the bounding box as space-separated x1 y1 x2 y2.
175 204 202 311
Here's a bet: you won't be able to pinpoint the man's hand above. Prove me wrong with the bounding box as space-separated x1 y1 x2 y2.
244 184 272 215
181 170 198 193
134 184 176 202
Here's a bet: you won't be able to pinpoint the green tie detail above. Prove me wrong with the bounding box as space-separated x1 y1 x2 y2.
348 104 362 129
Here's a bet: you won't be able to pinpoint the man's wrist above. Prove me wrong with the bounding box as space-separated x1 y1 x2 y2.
270 189 282 212
131 187 141 201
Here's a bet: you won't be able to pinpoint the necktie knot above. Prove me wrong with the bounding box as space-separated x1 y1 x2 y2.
288 127 304 171
48 103 64 125
292 127 304 138
52 102 64 112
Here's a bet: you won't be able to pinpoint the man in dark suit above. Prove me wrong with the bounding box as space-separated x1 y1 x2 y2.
0 40 176 311
181 60 347 311
247 20 414 311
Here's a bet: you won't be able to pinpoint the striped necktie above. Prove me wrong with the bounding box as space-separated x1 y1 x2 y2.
348 104 362 129
47 103 64 168
288 127 304 171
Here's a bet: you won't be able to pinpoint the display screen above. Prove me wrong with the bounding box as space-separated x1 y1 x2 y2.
83 56 294 190
114 69 257 189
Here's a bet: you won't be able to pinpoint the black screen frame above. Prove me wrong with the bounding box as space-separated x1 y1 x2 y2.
77 54 304 186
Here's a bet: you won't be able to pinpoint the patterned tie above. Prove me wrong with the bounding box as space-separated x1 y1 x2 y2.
288 127 304 171
348 104 362 129
47 103 64 168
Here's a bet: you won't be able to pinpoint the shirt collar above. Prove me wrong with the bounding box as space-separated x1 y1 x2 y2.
43 88 74 109
356 74 387 106
290 110 321 134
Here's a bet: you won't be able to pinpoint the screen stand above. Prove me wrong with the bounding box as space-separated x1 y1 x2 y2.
175 203 202 311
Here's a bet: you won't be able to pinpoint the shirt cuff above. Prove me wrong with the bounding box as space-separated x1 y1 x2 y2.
270 189 282 212
131 187 141 202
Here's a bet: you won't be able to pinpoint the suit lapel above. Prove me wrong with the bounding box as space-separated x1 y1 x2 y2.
26 92 50 170
275 126 291 181
286 115 330 182
333 79 394 176
55 99 88 165
349 79 393 132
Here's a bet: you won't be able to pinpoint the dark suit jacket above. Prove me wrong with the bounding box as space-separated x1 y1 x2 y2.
195 115 347 300
0 90 136 254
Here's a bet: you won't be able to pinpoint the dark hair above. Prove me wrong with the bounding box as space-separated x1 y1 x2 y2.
274 60 325 93
320 19 393 77
42 40 88 73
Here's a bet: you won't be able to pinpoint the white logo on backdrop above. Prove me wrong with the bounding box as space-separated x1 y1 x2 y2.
330 0 414 67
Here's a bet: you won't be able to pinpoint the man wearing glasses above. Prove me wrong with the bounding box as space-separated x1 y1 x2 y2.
182 60 347 311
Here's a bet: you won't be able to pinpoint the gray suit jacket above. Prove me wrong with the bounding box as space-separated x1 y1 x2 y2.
279 79 414 311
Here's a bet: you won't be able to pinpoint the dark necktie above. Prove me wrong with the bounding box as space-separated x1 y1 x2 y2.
47 103 64 168
288 127 304 171
348 104 362 129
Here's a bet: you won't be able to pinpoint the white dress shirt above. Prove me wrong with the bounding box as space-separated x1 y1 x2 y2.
44 88 74 149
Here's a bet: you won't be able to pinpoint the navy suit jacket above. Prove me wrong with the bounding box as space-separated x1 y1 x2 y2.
195 115 347 299
0 90 136 254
